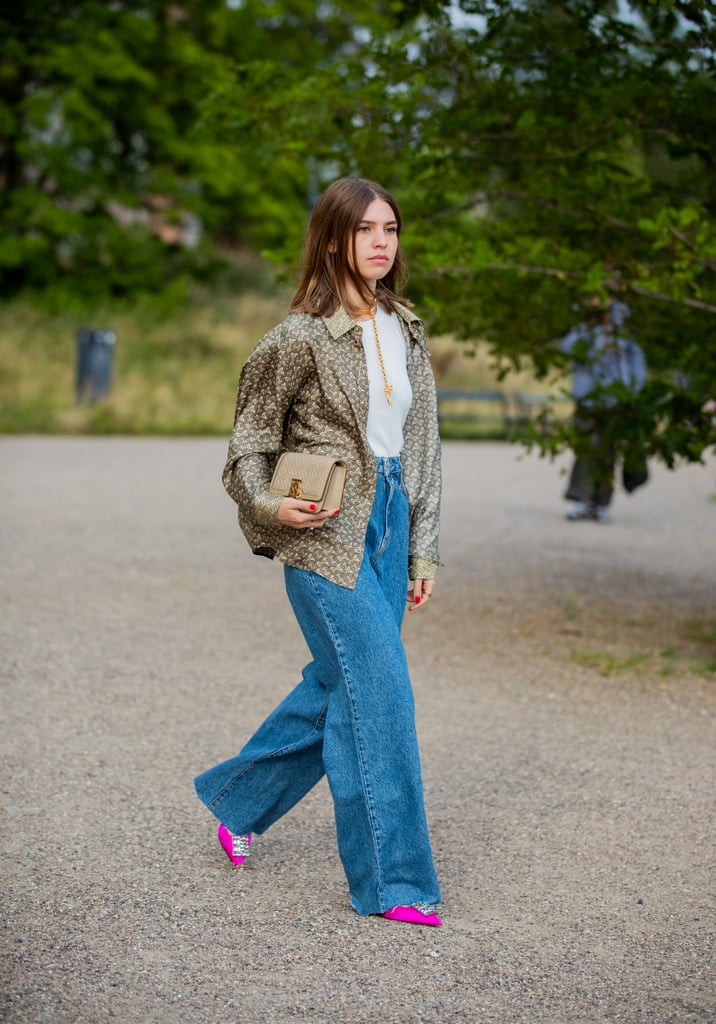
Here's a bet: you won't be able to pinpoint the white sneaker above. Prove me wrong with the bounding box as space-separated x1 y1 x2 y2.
566 502 594 521
594 506 612 523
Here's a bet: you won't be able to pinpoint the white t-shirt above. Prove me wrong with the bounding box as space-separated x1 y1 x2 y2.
359 306 413 457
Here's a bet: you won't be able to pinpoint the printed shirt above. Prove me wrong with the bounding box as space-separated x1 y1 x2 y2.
222 303 442 589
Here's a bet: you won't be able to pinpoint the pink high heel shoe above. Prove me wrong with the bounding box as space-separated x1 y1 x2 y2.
382 903 442 927
217 824 252 865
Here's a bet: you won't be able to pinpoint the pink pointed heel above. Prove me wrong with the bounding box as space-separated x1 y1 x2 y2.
217 823 252 865
382 903 442 927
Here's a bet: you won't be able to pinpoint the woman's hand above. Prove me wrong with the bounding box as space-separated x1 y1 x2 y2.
276 498 340 530
407 578 435 612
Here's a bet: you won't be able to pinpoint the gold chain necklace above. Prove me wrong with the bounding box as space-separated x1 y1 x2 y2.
355 303 392 405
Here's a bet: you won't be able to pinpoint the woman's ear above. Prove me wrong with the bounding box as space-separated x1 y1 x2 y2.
327 240 337 253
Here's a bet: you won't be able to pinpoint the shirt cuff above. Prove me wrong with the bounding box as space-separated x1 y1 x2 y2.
409 557 439 581
254 491 285 528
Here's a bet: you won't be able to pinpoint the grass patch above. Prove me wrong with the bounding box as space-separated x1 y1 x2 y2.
681 617 716 676
0 283 290 435
568 620 716 678
437 421 510 441
563 591 579 621
569 648 652 676
430 334 568 440
1 284 560 436
658 645 678 677
682 617 716 648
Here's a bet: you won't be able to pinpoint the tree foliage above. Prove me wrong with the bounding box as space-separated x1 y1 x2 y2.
0 0 346 299
200 0 716 465
0 0 402 299
2 1 714 462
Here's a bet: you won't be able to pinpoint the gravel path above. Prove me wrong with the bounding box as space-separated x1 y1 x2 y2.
1 438 714 1024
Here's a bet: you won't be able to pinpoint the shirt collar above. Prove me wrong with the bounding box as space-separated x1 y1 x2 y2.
323 302 424 341
323 307 357 340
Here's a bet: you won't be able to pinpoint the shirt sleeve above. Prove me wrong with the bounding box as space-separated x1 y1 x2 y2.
222 322 312 528
401 328 442 580
627 341 647 390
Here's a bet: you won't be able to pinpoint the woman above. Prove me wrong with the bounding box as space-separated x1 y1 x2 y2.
194 177 443 927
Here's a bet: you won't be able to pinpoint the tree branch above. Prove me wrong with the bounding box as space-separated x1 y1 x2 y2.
458 132 616 162
668 225 716 271
427 264 716 314
626 284 716 315
492 190 635 231
425 189 636 233
432 263 579 279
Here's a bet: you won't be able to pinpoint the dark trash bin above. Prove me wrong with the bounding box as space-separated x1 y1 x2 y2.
75 329 116 402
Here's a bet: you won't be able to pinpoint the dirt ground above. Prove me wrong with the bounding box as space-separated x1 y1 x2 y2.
1 437 714 1024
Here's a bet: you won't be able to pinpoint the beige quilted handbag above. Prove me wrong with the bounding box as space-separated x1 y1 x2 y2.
269 452 346 511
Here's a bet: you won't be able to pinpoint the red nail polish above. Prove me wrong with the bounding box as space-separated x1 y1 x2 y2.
415 595 421 604
309 504 317 511
333 509 340 516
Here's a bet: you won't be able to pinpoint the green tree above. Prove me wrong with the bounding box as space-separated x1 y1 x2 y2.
2 1 220 298
401 0 716 467
206 0 715 465
0 0 415 301
2 1 714 465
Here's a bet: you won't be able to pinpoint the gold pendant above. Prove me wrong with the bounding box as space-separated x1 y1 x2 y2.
384 383 393 405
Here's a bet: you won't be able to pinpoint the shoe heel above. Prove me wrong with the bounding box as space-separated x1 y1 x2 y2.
217 824 252 865
382 904 442 927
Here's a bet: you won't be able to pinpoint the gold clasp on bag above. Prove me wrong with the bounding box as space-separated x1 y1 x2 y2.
289 478 302 499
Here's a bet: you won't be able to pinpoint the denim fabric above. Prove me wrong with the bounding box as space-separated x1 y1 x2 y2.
194 457 441 915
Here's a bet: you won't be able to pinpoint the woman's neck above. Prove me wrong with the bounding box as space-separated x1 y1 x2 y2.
343 281 376 321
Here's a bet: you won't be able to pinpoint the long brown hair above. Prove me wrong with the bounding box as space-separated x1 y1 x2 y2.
290 177 407 317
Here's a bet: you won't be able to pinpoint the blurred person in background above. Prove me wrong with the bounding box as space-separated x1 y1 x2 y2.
561 299 648 523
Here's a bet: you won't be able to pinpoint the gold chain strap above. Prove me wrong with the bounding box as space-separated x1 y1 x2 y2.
368 306 393 405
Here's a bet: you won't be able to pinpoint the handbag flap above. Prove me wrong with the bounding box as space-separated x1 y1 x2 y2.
269 452 343 505
323 462 346 510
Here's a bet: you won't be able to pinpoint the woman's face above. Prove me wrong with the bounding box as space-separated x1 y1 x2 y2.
349 198 399 288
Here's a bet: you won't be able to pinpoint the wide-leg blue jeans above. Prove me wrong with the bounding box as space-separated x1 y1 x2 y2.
194 457 441 915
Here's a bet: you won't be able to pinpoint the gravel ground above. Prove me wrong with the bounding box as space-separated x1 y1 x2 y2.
1 437 714 1024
